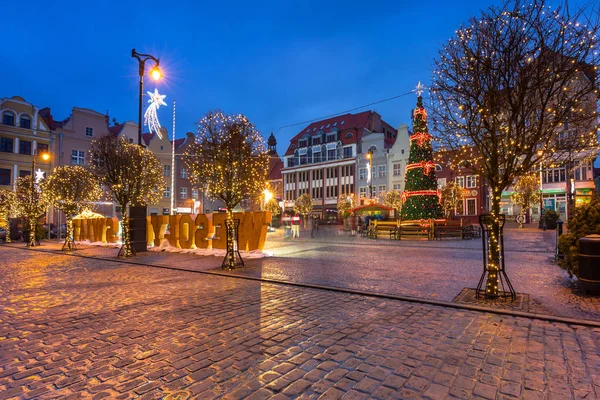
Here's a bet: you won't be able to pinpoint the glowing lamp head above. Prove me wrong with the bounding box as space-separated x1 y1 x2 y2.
263 189 273 203
537 150 543 156
366 153 371 160
41 153 50 161
150 66 162 81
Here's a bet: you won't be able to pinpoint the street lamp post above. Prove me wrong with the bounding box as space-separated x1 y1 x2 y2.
29 148 50 247
537 150 545 230
131 49 162 146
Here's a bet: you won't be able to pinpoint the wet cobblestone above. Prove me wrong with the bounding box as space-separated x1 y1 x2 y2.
0 247 600 398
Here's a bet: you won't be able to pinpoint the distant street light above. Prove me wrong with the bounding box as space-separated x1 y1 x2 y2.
131 49 162 146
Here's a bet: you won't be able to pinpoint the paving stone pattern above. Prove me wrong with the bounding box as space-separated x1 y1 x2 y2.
1 248 600 399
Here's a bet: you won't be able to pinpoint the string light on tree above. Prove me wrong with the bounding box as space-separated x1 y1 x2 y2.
400 83 444 221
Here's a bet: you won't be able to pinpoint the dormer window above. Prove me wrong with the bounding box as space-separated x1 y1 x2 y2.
290 144 296 150
320 125 324 129
312 137 321 145
340 120 345 125
326 124 330 128
345 132 353 139
313 128 317 132
20 115 31 129
334 122 338 127
299 139 307 148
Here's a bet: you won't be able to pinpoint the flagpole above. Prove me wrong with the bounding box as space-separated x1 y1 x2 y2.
171 100 176 215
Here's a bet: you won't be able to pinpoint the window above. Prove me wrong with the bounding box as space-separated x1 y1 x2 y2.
435 164 442 171
19 140 32 155
466 198 476 216
359 168 367 180
181 168 187 178
327 149 336 160
20 115 31 129
180 187 188 199
312 137 321 145
0 168 10 186
343 146 352 158
19 170 31 177
85 127 93 137
345 132 353 139
326 124 330 128
466 175 477 188
456 176 465 187
393 163 402 176
2 112 15 126
543 167 566 183
128 138 134 143
378 165 386 178
378 185 386 196
333 122 338 127
0 137 13 153
71 150 85 165
164 187 170 198
359 187 367 198
393 184 402 191
326 134 337 143
163 208 170 215
192 188 198 199
164 165 171 177
340 120 345 125
299 139 307 148
37 143 48 154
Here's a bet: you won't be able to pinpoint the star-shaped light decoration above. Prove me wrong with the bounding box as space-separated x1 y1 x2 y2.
35 169 45 183
413 81 427 97
144 88 167 138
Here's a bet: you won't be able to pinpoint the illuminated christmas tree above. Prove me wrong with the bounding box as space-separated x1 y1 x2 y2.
400 83 443 221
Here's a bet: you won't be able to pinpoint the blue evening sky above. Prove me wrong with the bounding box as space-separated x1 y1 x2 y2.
1 0 595 160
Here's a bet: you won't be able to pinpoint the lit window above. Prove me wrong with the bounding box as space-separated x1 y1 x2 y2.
85 127 93 137
359 187 367 198
192 189 198 199
466 198 476 215
466 175 477 188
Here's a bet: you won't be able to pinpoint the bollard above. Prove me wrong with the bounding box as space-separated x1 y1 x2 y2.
555 219 564 262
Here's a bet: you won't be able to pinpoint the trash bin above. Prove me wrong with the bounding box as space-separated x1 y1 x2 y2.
578 234 600 293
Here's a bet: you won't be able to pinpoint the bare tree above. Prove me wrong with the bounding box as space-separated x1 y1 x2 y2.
0 190 17 243
14 175 48 247
89 135 165 257
185 111 269 215
431 0 600 297
440 182 465 219
43 165 102 251
510 172 541 227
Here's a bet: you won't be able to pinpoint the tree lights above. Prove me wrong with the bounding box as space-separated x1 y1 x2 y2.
89 135 165 257
430 0 600 298
400 91 444 221
15 175 48 247
0 190 17 243
42 166 102 251
184 110 269 269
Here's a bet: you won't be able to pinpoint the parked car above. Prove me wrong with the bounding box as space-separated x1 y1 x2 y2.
0 227 6 241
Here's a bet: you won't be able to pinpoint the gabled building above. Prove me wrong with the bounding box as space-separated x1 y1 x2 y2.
266 132 284 203
281 111 397 219
0 96 52 191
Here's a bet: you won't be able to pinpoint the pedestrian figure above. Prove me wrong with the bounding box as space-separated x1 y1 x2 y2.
350 215 357 236
291 214 301 238
311 215 318 238
282 215 292 238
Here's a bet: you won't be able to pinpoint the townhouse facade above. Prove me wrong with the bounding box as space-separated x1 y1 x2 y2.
0 96 53 191
281 111 399 219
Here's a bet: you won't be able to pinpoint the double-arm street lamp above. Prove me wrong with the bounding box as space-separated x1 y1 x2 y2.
131 49 162 146
29 148 50 247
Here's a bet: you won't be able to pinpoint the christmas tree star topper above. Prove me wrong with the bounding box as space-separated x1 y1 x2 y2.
413 81 427 97
144 88 167 138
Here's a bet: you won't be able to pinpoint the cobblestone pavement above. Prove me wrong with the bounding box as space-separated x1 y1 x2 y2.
1 247 600 399
235 226 600 322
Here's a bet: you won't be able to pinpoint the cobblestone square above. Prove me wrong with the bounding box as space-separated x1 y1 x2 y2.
1 237 600 399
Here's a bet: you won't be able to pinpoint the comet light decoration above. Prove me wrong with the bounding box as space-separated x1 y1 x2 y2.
144 88 167 138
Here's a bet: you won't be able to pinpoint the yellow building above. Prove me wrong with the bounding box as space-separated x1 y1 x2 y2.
0 96 52 191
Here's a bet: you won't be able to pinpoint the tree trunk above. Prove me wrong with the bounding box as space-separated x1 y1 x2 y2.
63 216 75 251
120 214 133 257
485 186 502 297
5 222 10 243
28 218 36 247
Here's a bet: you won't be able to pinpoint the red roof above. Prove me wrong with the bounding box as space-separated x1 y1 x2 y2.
267 155 284 181
284 111 373 156
142 132 155 145
108 124 124 136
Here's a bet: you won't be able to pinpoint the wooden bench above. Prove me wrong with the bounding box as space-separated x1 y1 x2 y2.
371 220 399 239
433 219 464 240
398 220 432 240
